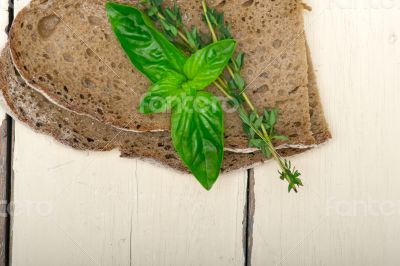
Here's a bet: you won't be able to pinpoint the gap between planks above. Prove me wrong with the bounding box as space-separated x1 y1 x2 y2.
1 0 15 265
243 169 255 266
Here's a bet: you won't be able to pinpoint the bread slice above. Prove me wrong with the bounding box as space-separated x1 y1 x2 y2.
1 40 331 173
1 46 311 173
9 0 316 150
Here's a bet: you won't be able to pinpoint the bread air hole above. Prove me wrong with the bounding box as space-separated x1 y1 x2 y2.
37 15 60 38
242 0 254 7
216 0 226 8
82 78 95 89
88 16 102 26
165 154 176 160
62 53 74 62
254 84 269 94
272 39 282 49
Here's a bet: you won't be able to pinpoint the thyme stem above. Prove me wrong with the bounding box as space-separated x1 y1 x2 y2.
214 79 232 99
159 12 192 48
201 0 302 192
201 0 218 42
201 2 279 159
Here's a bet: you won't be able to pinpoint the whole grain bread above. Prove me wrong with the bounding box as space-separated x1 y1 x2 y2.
1 47 311 173
10 0 316 150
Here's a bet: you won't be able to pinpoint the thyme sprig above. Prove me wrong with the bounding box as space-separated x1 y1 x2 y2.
140 0 303 192
141 0 207 51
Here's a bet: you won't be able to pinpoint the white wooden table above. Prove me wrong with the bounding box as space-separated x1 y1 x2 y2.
1 0 400 265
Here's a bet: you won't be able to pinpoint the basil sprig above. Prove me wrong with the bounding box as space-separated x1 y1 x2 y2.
106 2 236 189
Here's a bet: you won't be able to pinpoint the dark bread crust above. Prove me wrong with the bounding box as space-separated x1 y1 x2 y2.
305 43 331 144
9 0 316 149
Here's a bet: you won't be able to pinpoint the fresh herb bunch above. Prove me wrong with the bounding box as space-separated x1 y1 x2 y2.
107 2 235 190
141 0 304 192
107 0 303 192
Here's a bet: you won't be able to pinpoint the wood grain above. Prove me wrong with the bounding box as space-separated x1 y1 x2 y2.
251 1 400 265
11 128 247 266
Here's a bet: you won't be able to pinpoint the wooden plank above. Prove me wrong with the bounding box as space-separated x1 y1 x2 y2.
11 129 247 266
129 166 247 265
0 0 11 264
10 0 248 265
11 130 248 265
251 1 400 265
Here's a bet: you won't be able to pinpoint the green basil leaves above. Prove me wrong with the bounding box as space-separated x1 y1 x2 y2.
171 92 224 190
183 40 236 90
138 71 186 114
107 2 236 190
106 2 187 82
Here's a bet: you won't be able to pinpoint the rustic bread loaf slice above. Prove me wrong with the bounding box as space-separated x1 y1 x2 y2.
10 0 316 149
1 47 309 173
1 42 330 173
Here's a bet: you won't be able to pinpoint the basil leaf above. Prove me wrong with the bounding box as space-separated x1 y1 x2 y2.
183 39 236 90
171 92 224 190
106 2 187 82
138 71 186 114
